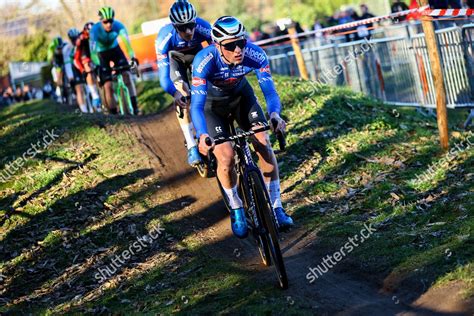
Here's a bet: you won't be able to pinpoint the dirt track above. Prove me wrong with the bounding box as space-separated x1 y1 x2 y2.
129 107 471 316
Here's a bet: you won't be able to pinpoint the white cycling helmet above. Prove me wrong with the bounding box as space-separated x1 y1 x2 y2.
212 16 246 44
169 0 197 24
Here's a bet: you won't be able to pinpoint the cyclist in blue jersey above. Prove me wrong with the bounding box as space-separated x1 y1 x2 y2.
190 16 294 238
155 0 212 166
90 6 139 115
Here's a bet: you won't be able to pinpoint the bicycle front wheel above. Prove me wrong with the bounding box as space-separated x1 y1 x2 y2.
248 171 288 289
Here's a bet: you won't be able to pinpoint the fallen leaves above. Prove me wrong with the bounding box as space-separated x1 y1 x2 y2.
355 154 406 169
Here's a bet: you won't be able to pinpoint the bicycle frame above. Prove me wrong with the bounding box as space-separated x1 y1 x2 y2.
114 73 133 116
228 124 273 234
208 121 288 288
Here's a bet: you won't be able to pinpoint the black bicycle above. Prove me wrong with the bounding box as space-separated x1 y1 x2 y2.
203 119 288 289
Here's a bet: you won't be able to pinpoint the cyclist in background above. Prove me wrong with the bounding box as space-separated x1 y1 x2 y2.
66 28 88 113
155 0 212 166
90 6 139 115
74 22 102 112
190 16 294 238
47 36 66 102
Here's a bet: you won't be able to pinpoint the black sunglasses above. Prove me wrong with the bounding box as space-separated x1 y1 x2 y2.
174 22 196 32
102 19 114 24
222 39 247 52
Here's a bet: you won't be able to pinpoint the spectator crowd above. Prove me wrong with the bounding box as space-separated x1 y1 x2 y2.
249 0 474 45
1 82 54 107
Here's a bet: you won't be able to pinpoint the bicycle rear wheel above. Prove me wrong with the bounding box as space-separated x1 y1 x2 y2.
248 171 288 289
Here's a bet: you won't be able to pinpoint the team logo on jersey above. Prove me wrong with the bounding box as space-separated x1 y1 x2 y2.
196 24 211 37
244 46 266 63
260 65 271 74
213 77 240 88
196 53 213 73
192 77 207 87
251 111 258 118
157 54 167 61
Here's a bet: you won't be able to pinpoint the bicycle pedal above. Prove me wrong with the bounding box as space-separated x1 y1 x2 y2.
278 225 292 233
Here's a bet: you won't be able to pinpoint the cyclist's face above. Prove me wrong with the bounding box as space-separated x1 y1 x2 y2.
101 19 114 32
219 38 246 65
174 23 195 41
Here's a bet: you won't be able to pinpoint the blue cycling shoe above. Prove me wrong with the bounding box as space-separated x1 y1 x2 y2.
92 98 102 112
274 207 294 229
230 207 248 238
187 146 202 166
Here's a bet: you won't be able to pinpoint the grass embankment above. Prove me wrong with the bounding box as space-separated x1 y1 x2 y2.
254 77 473 299
0 93 290 314
0 76 472 314
136 80 173 115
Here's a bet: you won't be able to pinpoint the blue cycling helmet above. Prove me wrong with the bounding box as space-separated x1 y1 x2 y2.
212 16 246 44
67 28 80 43
169 0 197 24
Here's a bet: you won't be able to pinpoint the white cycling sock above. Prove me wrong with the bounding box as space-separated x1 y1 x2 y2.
180 122 197 149
87 84 100 100
223 185 243 209
79 104 88 113
267 179 283 209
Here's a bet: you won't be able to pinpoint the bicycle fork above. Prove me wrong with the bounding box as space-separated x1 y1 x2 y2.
116 76 132 115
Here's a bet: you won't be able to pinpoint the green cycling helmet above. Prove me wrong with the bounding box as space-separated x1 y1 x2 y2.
52 36 64 47
98 6 115 20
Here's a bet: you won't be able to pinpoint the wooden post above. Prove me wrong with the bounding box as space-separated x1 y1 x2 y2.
417 0 449 150
288 25 309 80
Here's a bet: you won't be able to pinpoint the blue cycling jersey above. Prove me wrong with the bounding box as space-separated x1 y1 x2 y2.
190 43 281 137
155 17 212 96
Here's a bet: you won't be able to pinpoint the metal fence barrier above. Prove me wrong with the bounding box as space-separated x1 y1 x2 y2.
265 23 474 115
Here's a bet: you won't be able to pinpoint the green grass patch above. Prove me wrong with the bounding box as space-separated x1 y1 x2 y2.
136 80 173 115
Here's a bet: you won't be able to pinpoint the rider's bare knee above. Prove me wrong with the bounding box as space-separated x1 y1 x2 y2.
216 145 235 171
253 133 272 157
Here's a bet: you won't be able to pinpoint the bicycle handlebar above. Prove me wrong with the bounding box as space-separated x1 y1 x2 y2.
205 125 271 147
111 63 140 78
176 96 191 119
111 64 132 72
203 120 286 151
271 118 286 151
